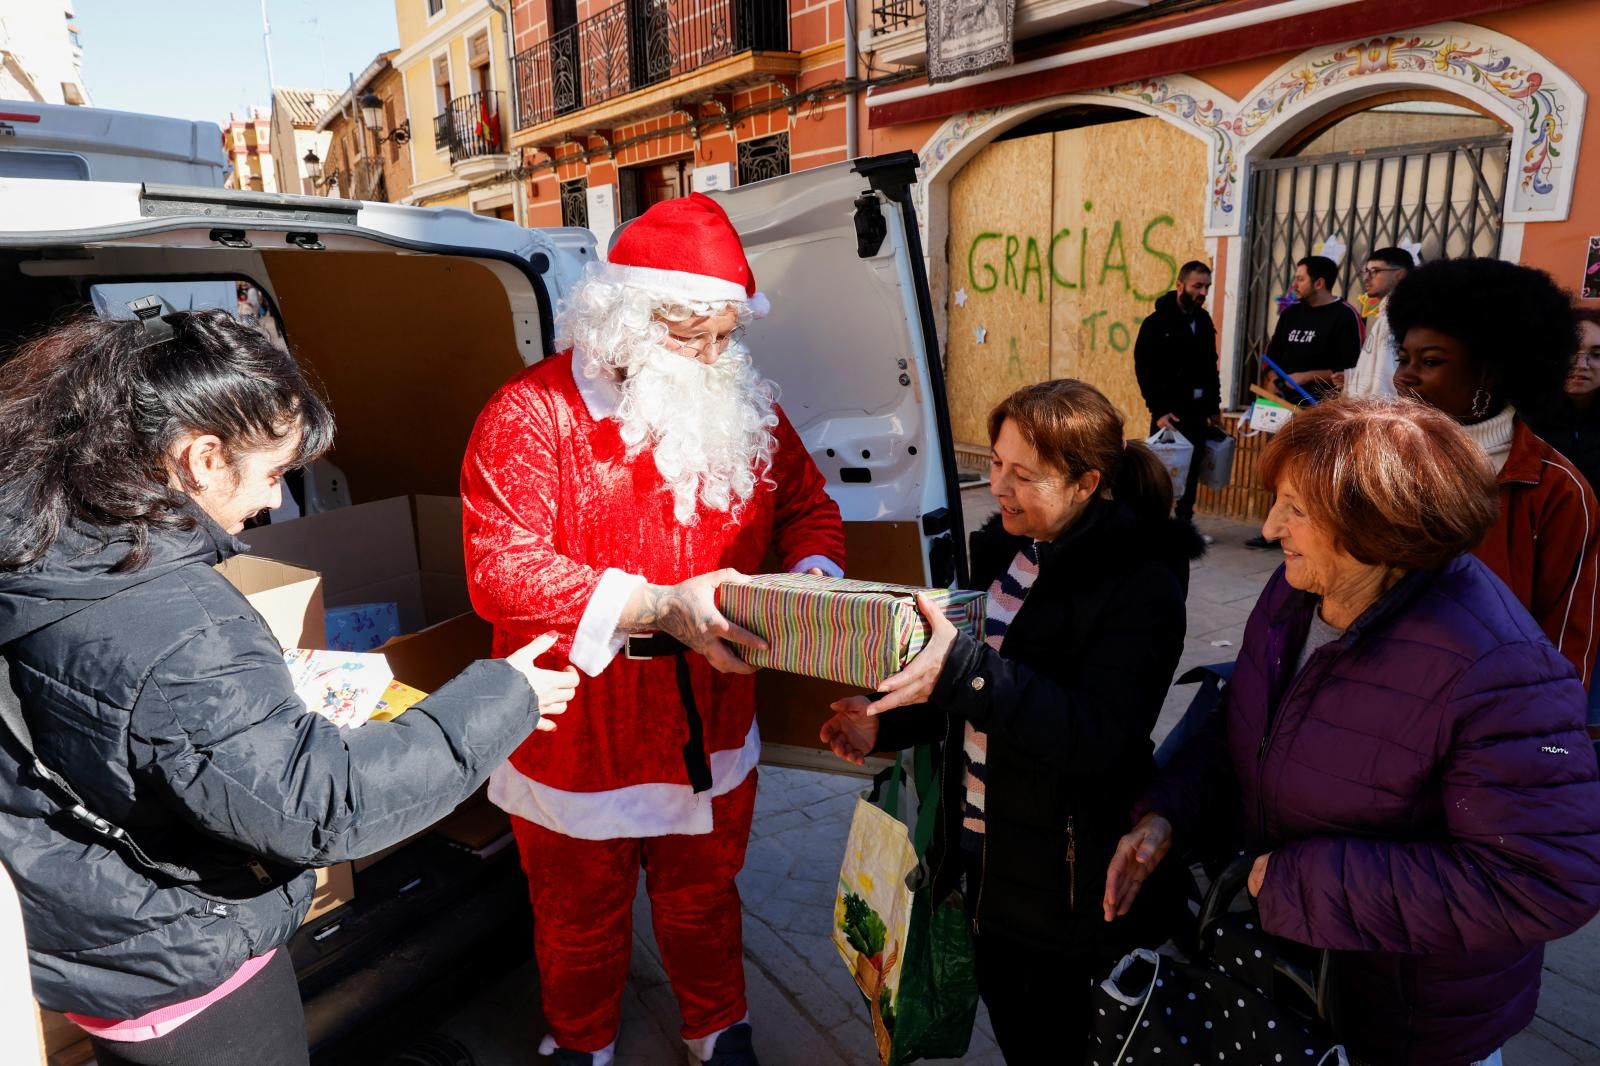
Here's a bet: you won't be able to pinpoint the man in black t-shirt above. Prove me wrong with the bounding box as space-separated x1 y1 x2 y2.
1264 255 1364 404
1246 255 1366 549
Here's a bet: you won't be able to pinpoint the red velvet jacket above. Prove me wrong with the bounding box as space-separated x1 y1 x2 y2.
1473 418 1600 688
460 354 844 810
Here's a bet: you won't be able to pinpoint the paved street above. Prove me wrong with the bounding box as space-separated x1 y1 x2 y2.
437 495 1600 1065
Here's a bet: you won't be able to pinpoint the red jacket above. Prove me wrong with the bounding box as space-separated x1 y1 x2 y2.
1473 417 1600 687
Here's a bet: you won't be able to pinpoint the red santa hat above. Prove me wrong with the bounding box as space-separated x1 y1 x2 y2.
604 192 770 317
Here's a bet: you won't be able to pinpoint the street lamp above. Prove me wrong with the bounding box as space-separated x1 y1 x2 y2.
301 148 339 193
361 91 410 146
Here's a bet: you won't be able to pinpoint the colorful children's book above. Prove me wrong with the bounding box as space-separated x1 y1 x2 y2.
283 649 395 729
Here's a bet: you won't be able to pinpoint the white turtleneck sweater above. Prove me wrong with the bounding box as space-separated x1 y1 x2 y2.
1461 406 1516 474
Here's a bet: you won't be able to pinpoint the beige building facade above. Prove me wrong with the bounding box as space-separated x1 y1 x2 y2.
392 0 520 219
270 87 337 198
315 51 415 204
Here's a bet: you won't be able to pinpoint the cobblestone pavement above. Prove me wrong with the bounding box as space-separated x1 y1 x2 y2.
439 499 1600 1065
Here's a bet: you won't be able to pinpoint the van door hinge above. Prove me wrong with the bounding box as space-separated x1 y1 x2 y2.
285 232 325 250
853 192 887 259
208 228 251 249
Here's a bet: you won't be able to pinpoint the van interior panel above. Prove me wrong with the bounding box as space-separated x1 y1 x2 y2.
260 250 529 503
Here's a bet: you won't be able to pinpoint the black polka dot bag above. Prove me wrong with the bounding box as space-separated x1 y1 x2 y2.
1086 858 1347 1066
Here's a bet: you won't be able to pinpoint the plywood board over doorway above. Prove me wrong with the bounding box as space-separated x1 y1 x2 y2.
944 133 1054 447
1052 120 1209 430
945 116 1209 442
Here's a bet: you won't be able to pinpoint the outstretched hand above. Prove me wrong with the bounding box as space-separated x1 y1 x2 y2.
504 632 580 733
863 593 959 716
820 695 879 766
1102 812 1174 922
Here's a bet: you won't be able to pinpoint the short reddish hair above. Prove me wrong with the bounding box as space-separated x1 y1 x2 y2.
1258 398 1498 569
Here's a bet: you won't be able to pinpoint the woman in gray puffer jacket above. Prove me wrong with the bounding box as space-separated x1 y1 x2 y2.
0 311 578 1066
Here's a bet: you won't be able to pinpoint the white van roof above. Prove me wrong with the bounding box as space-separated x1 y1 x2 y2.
0 99 226 186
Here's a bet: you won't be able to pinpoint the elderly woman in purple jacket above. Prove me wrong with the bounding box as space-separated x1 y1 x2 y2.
1103 398 1600 1066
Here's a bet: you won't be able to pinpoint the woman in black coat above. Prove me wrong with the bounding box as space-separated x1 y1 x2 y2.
819 379 1203 1063
0 312 579 1066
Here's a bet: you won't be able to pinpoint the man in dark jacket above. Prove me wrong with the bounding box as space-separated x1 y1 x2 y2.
1133 261 1221 523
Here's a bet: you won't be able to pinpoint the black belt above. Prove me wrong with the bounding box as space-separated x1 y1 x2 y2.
624 633 713 794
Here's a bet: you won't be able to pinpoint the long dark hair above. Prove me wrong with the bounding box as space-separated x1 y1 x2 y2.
0 310 334 571
988 379 1174 524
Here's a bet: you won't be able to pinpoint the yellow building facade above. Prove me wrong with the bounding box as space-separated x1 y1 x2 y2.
393 0 520 220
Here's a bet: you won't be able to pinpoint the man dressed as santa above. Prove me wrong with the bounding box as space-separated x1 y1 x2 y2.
461 193 845 1066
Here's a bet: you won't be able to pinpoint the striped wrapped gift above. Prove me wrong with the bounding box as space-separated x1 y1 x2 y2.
718 573 986 688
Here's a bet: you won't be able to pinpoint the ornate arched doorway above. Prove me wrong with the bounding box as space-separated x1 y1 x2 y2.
1236 96 1513 393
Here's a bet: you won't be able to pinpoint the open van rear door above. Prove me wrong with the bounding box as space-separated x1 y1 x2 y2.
708 152 969 774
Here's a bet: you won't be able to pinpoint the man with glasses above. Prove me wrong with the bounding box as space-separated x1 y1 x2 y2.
461 194 844 1066
1340 247 1415 398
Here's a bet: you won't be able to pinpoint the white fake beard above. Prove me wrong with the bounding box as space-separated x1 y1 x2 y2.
608 337 778 526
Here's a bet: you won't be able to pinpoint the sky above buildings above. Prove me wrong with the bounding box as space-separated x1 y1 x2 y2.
75 0 399 125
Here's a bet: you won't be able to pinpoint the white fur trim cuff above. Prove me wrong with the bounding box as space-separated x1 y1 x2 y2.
601 261 752 307
791 555 843 578
569 568 648 677
538 1034 615 1066
687 1016 750 1063
488 723 761 839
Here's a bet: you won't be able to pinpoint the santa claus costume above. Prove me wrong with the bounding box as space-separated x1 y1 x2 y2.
461 193 845 1066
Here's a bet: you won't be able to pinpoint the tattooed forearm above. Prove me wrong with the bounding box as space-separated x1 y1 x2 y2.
617 580 719 648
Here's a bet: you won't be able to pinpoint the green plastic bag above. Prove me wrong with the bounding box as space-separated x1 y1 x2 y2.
833 745 978 1064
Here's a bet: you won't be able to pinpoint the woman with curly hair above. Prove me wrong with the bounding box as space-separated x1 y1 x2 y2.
1388 258 1599 686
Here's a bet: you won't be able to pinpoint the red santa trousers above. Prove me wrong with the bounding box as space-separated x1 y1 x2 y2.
511 771 758 1052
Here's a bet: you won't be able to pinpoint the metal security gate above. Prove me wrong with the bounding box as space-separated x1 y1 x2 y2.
1237 134 1511 396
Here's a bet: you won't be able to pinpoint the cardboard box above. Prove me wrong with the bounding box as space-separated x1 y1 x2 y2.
307 861 355 924
379 611 495 693
241 500 501 882
35 1003 97 1064
719 574 986 689
339 615 495 873
215 555 326 651
215 558 355 923
241 496 468 634
436 793 512 855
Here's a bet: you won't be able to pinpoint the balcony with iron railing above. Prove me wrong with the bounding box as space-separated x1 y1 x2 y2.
433 90 507 168
859 0 1152 68
512 0 790 134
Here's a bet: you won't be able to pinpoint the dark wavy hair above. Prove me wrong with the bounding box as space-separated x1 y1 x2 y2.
988 379 1174 524
1386 257 1578 422
0 310 334 571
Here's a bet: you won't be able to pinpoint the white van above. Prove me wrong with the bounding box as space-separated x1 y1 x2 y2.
0 98 227 185
0 153 966 1058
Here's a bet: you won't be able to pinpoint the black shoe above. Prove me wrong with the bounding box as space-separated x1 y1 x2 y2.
704 1023 759 1066
1245 535 1280 549
548 1050 594 1066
